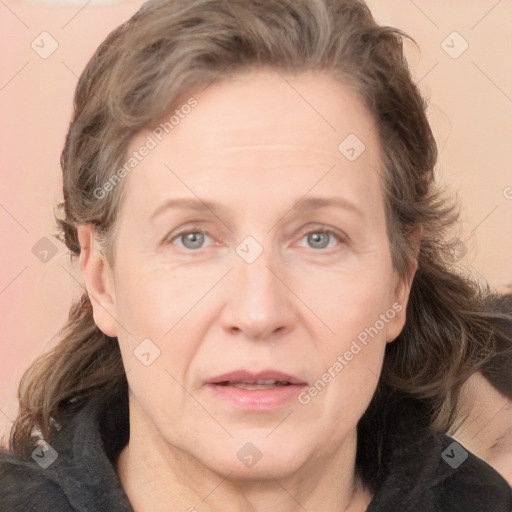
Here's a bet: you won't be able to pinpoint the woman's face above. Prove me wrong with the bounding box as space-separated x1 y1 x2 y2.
81 69 414 479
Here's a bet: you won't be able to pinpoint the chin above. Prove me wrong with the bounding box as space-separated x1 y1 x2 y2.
193 439 309 481
214 458 304 482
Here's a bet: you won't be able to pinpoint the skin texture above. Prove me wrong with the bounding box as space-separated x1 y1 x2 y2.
77 69 416 512
453 372 512 486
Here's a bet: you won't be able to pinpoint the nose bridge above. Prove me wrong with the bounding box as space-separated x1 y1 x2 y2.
221 235 292 340
236 238 281 311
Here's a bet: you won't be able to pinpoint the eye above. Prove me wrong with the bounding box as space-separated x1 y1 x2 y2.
166 226 345 252
297 228 343 250
169 230 214 250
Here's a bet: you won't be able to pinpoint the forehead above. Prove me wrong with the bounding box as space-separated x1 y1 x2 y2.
161 70 376 147
121 69 383 213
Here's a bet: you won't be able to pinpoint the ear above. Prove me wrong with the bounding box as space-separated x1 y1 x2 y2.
386 225 423 343
77 224 118 337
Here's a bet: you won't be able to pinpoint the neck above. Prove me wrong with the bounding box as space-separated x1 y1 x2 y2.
115 395 372 512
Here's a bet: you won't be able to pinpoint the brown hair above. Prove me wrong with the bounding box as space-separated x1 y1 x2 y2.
8 0 507 457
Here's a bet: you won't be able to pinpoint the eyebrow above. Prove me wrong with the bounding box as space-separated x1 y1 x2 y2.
149 196 364 221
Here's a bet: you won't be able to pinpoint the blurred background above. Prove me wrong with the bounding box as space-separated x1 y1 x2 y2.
1 0 511 443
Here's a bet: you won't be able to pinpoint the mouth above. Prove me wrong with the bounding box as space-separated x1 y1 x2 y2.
215 379 295 390
206 369 307 387
205 370 307 410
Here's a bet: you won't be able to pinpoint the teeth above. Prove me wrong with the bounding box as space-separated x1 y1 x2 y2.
230 381 289 390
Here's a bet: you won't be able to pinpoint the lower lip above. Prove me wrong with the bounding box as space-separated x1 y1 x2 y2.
205 383 306 410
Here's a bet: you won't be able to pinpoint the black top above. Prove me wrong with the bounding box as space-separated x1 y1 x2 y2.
1 383 511 511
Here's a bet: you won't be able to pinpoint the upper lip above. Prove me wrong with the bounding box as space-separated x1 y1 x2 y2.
205 369 307 385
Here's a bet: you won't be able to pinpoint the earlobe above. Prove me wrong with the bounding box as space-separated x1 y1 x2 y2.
385 281 410 344
77 225 118 337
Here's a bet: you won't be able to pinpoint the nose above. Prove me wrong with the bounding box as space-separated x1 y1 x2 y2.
219 246 295 342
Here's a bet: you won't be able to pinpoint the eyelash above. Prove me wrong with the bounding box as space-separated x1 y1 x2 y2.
166 226 345 252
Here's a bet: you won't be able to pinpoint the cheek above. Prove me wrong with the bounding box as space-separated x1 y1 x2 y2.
306 260 396 343
321 282 390 388
298 263 395 412
112 259 205 384
114 254 199 331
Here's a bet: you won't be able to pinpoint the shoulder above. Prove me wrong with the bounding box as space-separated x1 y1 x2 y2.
0 448 73 511
1 391 133 512
360 387 512 511
426 435 512 512
380 425 512 511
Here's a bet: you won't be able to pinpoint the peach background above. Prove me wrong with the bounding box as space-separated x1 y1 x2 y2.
1 0 511 444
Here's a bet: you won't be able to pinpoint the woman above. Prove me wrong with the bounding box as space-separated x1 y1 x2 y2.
1 0 511 510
